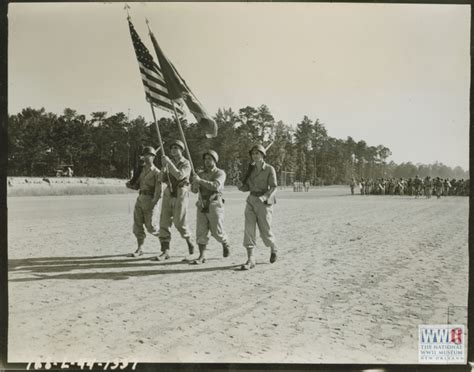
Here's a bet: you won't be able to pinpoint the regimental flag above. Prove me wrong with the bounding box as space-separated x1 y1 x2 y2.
127 18 184 117
147 26 218 138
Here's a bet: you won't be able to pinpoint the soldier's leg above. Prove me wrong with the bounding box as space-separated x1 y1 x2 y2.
142 196 160 237
208 202 231 257
173 188 195 257
189 208 209 264
131 197 146 256
208 202 228 243
154 192 173 261
158 192 173 243
241 198 257 270
255 201 277 263
196 208 211 246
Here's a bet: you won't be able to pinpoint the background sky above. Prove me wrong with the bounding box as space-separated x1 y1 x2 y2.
8 2 470 170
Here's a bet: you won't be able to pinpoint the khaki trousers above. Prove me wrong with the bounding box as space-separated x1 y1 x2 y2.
133 194 159 244
196 198 228 245
159 187 192 243
243 195 276 249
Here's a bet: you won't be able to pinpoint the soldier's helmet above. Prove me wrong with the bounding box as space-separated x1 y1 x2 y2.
203 149 219 163
169 140 185 152
142 146 157 157
249 144 266 157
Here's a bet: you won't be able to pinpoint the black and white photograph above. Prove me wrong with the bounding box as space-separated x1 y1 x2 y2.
6 2 470 365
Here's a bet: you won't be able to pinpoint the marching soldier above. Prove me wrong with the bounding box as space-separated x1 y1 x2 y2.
359 178 365 195
236 144 278 270
406 177 413 196
190 150 231 264
434 177 443 198
396 178 405 195
457 179 465 196
378 178 386 195
350 177 356 195
151 140 195 261
450 178 457 195
413 175 423 198
424 176 433 198
443 178 451 196
463 179 470 196
126 146 161 257
365 178 372 195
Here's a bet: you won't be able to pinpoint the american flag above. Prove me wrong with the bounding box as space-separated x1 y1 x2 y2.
148 27 218 138
127 18 184 116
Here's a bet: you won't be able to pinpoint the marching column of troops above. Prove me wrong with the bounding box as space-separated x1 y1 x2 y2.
126 141 278 270
350 176 470 198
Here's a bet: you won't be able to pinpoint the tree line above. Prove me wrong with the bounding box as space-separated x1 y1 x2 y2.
8 106 469 185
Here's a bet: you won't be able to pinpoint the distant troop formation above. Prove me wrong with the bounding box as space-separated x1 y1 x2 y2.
350 176 470 198
293 181 310 192
126 142 278 271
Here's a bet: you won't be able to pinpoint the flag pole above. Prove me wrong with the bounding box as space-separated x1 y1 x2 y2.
171 100 206 210
171 101 195 175
149 103 164 151
149 102 173 193
144 18 196 173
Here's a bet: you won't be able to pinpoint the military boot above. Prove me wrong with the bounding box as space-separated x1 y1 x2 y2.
186 239 195 255
240 247 256 270
222 241 230 258
182 239 196 262
191 244 207 265
152 241 170 261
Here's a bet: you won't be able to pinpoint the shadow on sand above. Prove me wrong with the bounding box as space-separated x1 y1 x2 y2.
8 254 243 281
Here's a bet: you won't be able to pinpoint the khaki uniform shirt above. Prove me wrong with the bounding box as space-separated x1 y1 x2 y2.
239 162 277 204
191 166 226 200
139 165 161 200
162 157 192 191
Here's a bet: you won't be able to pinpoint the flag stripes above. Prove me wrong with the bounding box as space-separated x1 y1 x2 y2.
128 18 184 116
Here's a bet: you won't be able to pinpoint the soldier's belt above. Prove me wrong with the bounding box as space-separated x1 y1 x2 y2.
201 192 221 202
250 191 266 197
139 190 154 196
164 179 189 188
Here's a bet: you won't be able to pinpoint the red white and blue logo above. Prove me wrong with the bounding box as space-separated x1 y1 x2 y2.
419 325 465 364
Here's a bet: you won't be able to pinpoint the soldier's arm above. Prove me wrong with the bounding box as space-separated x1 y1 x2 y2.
238 181 249 192
238 164 254 192
263 166 277 202
152 171 162 203
167 160 191 180
198 170 226 192
190 173 200 194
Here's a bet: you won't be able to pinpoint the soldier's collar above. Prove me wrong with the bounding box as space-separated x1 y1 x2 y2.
172 156 185 165
206 165 217 172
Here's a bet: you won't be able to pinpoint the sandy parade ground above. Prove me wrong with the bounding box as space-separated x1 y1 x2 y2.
7 184 468 364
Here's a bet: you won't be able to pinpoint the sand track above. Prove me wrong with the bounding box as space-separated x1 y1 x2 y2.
8 187 468 363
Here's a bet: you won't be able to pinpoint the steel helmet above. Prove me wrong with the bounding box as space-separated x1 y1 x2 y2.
169 140 185 152
202 150 219 163
249 144 266 157
142 146 157 157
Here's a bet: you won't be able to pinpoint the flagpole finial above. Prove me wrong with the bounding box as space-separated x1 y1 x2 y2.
145 18 152 34
124 3 131 19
